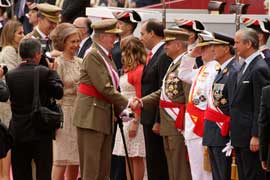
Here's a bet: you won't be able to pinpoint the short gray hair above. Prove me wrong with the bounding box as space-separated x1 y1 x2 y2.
240 28 259 50
19 38 41 59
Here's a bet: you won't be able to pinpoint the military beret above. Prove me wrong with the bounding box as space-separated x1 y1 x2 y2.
242 17 270 34
36 3 62 23
164 29 189 42
113 10 141 24
91 19 122 34
175 19 205 33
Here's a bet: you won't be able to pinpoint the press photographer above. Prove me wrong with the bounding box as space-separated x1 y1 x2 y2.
5 38 63 180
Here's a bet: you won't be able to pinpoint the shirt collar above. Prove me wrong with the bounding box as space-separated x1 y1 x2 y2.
36 27 47 39
151 41 164 56
96 42 109 56
173 52 186 65
220 56 234 71
243 51 260 65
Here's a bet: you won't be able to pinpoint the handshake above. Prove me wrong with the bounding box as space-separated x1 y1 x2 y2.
119 97 143 122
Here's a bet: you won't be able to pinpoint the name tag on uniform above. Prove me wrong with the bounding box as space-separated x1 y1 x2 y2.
242 81 250 84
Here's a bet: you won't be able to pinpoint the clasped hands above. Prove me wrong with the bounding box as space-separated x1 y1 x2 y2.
129 97 143 111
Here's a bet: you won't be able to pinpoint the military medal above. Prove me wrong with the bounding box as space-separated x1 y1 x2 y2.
192 98 200 105
165 73 181 99
215 64 221 72
199 95 206 102
223 68 228 74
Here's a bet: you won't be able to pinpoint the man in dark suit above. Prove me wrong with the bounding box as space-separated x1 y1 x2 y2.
202 33 240 180
5 38 63 180
139 19 171 180
259 85 270 172
229 28 270 180
73 17 93 58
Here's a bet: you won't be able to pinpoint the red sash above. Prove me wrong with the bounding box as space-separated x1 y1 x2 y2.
78 83 110 103
159 100 185 130
186 102 205 137
204 107 230 136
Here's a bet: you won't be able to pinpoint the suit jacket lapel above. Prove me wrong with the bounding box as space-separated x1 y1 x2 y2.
78 37 92 57
214 59 234 83
142 45 164 78
232 56 259 100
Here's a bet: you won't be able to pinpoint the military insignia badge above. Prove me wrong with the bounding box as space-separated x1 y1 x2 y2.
165 73 181 99
215 64 221 72
223 68 228 74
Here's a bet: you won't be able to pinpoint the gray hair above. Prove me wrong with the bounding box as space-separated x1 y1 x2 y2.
19 38 41 59
240 28 259 50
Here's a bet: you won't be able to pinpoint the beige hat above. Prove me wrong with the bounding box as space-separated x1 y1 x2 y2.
36 3 62 23
91 19 122 34
164 29 189 42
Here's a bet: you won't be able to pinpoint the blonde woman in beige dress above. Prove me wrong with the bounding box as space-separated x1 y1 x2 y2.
50 23 81 180
0 20 24 180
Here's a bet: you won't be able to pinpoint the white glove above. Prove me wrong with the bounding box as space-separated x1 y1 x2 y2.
222 140 233 157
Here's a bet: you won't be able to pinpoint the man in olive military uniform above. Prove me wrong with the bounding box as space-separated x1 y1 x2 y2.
202 33 240 180
73 19 130 180
132 29 192 180
27 3 61 67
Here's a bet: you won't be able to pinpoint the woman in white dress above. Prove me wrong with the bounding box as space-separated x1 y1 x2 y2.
113 36 146 180
50 23 81 180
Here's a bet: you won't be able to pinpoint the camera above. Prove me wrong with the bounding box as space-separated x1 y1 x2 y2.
0 64 8 75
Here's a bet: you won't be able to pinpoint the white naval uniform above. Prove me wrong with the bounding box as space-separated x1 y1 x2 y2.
178 54 219 180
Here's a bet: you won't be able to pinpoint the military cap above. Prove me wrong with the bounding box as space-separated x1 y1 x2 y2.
211 32 234 46
196 31 215 47
175 19 205 33
91 19 122 34
164 29 189 42
242 17 270 34
36 3 62 23
113 10 141 24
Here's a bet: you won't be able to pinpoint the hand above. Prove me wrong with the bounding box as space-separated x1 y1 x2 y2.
152 122 160 135
50 50 62 58
46 59 58 71
261 161 270 172
128 121 139 138
250 136 259 152
129 97 142 111
190 46 202 58
0 67 4 79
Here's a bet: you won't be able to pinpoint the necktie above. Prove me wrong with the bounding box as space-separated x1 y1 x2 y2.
108 53 112 60
237 62 246 84
146 51 152 65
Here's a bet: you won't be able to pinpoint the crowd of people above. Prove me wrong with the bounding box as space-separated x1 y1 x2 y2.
0 1 270 180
